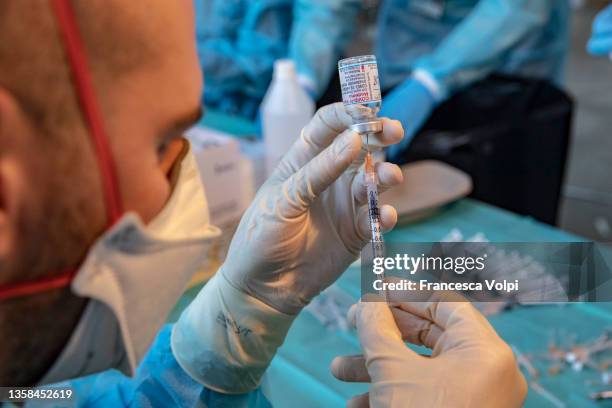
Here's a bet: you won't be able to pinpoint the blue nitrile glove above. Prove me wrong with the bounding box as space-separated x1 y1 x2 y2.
588 4 612 57
381 78 436 162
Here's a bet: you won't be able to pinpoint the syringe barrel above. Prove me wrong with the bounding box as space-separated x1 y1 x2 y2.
365 155 385 259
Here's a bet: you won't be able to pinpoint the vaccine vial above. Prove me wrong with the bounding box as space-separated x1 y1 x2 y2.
338 55 383 146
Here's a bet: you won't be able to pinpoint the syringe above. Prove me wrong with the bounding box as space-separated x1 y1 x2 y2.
365 147 385 260
365 140 387 301
338 55 387 300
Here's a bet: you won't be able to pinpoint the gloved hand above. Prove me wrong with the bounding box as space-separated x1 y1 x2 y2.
226 102 404 313
588 4 612 57
381 78 436 162
332 292 527 408
172 103 404 393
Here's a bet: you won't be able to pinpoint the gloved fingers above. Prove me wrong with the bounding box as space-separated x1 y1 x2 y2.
390 306 444 349
352 162 403 206
278 108 404 181
330 355 371 382
353 281 446 350
369 118 404 147
346 393 370 408
356 204 398 242
374 278 492 344
280 129 362 217
347 300 421 368
275 103 352 180
353 118 405 165
392 295 493 342
303 103 352 151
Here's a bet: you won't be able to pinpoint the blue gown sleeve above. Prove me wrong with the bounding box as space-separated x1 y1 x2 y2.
58 325 272 407
413 0 555 99
194 0 294 118
288 0 361 98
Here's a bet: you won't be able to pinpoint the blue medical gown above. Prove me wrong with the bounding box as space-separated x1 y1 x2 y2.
381 0 569 96
287 0 360 95
194 0 294 119
196 0 569 117
292 0 570 98
194 0 359 119
55 325 271 408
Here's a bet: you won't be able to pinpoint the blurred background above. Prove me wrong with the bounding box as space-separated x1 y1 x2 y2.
561 0 612 241
348 0 612 241
192 0 612 242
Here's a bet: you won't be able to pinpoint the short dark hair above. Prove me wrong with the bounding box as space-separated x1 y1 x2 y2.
0 0 159 142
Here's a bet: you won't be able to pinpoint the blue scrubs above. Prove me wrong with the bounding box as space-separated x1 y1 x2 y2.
196 0 569 118
293 0 570 99
55 326 271 407
195 0 294 119
382 0 569 94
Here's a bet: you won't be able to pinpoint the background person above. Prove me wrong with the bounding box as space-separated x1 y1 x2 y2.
193 0 359 119
195 0 569 151
290 0 570 159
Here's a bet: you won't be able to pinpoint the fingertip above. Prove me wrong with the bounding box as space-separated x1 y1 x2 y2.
330 356 343 378
392 163 404 183
381 117 405 144
375 162 403 185
380 204 398 232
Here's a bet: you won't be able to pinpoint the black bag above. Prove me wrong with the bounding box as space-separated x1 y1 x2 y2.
395 75 574 226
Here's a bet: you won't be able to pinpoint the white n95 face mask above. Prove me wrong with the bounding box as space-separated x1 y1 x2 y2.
39 146 220 385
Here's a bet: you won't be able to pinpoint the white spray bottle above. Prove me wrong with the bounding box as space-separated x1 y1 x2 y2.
261 59 315 175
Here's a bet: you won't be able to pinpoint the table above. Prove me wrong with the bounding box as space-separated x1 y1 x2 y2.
169 200 612 407
263 200 612 408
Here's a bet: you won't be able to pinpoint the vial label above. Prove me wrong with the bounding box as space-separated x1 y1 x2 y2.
339 62 381 106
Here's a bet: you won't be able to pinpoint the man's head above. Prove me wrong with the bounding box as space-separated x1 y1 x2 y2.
0 0 203 384
0 0 203 284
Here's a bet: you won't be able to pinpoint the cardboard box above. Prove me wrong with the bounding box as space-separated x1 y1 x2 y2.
186 126 251 226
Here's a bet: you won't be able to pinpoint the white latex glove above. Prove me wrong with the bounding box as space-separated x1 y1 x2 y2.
172 103 404 393
332 292 528 408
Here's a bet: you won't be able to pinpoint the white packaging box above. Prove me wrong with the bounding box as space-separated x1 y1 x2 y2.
186 126 254 226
